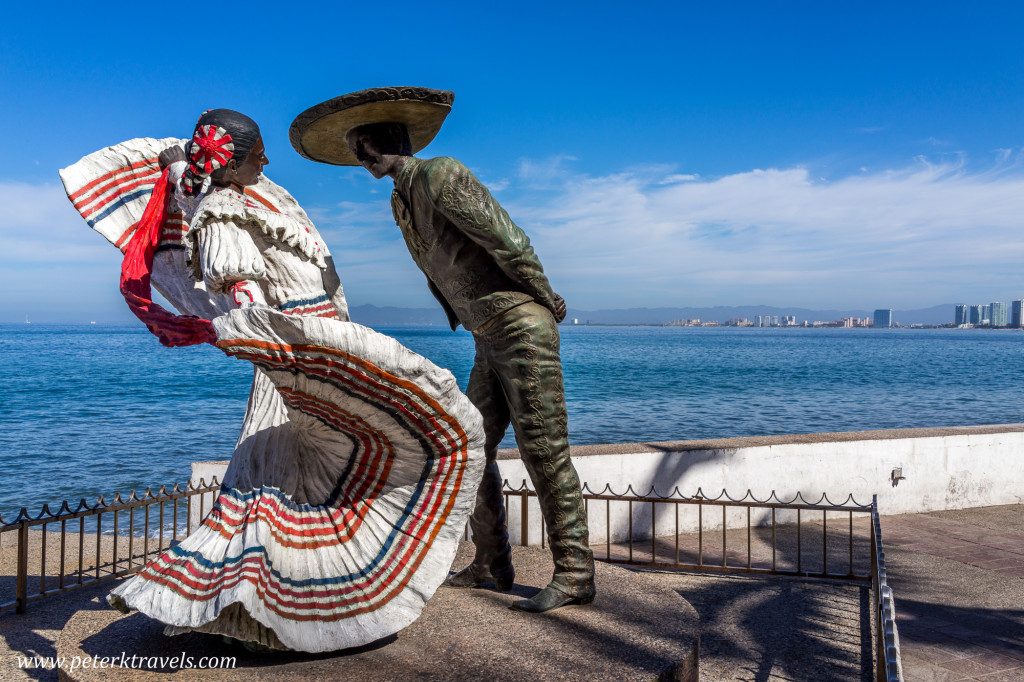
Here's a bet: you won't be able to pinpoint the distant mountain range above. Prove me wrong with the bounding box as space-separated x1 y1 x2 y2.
349 305 450 327
349 304 959 327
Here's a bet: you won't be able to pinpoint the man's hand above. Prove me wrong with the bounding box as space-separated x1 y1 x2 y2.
551 294 567 323
158 145 186 170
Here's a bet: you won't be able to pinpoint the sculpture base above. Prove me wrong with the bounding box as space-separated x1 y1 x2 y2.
56 544 699 681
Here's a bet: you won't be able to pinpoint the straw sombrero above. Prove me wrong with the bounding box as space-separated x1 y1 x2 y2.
290 86 454 166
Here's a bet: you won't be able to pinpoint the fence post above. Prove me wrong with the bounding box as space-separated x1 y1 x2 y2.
520 488 529 546
15 520 28 614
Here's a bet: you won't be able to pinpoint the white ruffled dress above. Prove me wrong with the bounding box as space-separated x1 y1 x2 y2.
59 141 484 653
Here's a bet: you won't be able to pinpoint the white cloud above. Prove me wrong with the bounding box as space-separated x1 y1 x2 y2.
7 151 1024 316
499 155 1024 308
0 182 110 263
658 173 699 184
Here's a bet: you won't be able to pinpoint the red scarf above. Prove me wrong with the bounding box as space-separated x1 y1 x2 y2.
120 169 217 347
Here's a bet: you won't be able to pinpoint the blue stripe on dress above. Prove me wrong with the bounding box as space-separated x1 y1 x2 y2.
86 189 151 227
278 293 331 311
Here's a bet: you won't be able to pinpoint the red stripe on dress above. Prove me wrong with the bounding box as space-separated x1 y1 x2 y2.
202 395 392 544
140 443 465 619
75 167 161 214
115 223 138 250
221 342 465 456
69 157 156 202
282 302 335 316
143 421 463 614
80 173 162 219
140 524 423 618
200 389 391 535
225 350 468 547
139 339 471 616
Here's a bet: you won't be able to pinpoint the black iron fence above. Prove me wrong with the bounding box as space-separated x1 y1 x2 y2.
0 478 900 681
498 482 902 682
0 478 220 614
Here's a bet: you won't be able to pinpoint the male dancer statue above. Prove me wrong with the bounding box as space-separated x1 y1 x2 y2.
290 87 595 612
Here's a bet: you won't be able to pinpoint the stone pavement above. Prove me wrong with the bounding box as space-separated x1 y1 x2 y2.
881 505 1024 682
605 504 1023 681
0 505 1021 680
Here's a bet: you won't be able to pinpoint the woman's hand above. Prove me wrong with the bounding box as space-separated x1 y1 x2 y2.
158 145 186 170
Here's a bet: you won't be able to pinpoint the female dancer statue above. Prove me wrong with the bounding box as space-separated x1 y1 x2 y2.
59 109 484 652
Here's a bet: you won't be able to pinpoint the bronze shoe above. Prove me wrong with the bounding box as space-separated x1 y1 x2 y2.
509 583 596 613
444 562 515 592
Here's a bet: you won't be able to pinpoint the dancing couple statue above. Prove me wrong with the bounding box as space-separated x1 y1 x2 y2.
60 87 594 653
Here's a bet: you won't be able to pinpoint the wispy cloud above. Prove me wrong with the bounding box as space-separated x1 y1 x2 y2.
0 182 110 263
7 151 1024 316
499 152 1024 308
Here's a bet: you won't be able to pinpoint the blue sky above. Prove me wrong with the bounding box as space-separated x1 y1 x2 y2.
4 1 1024 322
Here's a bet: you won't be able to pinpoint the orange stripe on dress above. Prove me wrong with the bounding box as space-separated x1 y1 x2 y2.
69 157 157 201
80 175 161 219
75 167 161 212
243 188 280 213
217 339 468 447
115 222 139 251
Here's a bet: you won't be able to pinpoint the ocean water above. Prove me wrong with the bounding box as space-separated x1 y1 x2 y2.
2 323 1023 518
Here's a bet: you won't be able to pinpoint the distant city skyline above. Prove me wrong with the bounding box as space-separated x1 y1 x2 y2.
953 300 1024 328
5 3 1024 322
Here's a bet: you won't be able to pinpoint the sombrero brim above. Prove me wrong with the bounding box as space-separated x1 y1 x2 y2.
290 87 454 166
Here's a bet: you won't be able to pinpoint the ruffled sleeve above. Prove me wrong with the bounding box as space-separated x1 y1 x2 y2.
193 219 267 295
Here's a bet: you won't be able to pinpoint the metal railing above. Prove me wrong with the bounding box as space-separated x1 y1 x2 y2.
1 477 900 680
871 494 903 682
0 478 219 614
498 481 902 682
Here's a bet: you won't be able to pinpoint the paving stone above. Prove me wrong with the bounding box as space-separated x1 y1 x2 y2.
963 651 1023 671
54 544 699 682
2 504 1023 681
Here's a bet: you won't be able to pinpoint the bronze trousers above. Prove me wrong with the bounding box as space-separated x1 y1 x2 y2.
466 302 595 597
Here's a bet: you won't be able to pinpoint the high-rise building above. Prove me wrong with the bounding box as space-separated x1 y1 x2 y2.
873 309 893 328
771 316 779 326
990 302 1008 328
982 305 992 326
1012 300 1024 328
970 305 983 325
955 305 969 326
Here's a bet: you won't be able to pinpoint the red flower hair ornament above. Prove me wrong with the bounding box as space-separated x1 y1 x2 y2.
181 124 235 196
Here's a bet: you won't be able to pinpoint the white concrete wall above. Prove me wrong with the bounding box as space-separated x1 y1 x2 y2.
188 461 227 532
191 425 1024 544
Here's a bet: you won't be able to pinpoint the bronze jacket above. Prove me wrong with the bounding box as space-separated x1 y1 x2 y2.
391 156 558 331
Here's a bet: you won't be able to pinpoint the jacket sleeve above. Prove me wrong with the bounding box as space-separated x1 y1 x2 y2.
430 159 558 311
